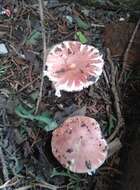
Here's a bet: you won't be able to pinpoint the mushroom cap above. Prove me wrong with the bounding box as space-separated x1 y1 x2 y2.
44 41 104 96
51 116 108 174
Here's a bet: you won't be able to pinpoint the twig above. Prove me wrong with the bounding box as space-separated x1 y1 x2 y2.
91 23 105 28
103 69 110 88
0 177 18 189
108 138 122 158
35 0 48 114
18 76 39 93
119 19 140 82
0 147 9 182
15 185 32 190
15 182 58 190
107 48 124 142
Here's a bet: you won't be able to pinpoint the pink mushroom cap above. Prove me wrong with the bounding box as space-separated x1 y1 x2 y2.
51 116 108 174
44 41 104 96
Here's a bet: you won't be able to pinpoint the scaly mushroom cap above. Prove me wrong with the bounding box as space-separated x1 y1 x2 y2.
51 116 108 174
44 41 104 96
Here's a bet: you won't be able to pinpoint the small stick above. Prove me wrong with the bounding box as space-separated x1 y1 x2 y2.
108 138 122 158
0 177 18 189
18 77 39 93
119 19 140 82
35 0 47 114
107 48 124 142
0 147 9 190
103 69 110 88
91 23 105 28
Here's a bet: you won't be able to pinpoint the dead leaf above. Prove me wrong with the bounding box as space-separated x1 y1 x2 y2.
14 56 26 65
103 22 135 56
126 26 140 69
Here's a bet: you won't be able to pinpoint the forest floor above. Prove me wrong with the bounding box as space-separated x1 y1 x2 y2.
0 0 140 190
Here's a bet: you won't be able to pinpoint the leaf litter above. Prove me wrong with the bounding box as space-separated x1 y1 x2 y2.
0 0 139 190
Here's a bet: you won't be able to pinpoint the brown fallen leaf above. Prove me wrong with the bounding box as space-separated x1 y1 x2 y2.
103 21 135 57
125 23 140 69
13 56 26 65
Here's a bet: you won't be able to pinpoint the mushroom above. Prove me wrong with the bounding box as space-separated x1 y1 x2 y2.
51 116 108 174
44 41 104 97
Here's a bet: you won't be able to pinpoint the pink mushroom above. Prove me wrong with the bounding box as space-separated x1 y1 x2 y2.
44 41 104 97
51 116 108 174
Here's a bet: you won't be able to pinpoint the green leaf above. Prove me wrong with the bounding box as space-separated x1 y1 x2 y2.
15 105 58 132
30 91 39 101
75 31 88 44
15 104 34 120
75 17 90 30
34 113 58 131
26 30 42 45
51 168 81 181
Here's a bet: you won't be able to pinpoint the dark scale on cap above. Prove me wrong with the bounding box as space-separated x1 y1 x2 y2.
64 128 72 134
55 68 66 74
62 154 67 160
90 48 94 52
45 65 48 70
80 123 87 128
66 148 73 153
65 129 69 133
58 155 61 159
67 130 72 135
80 69 84 74
99 143 101 147
87 75 97 82
87 128 91 133
55 149 58 153
55 47 62 52
67 160 72 166
67 48 72 55
61 42 66 48
85 160 92 169
102 146 108 152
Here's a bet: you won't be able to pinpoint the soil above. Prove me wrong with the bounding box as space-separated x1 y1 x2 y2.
119 67 140 190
